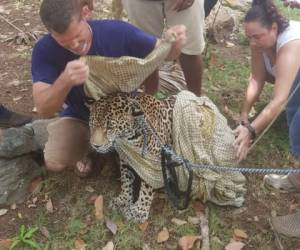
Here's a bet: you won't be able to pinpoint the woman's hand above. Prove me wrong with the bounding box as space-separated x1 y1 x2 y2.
239 113 250 125
233 125 252 162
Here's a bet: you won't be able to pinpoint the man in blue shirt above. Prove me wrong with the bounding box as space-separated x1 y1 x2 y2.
32 0 186 177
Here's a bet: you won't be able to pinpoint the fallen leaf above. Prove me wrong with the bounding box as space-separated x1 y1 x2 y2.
7 80 21 87
40 226 50 239
192 200 205 216
233 229 248 240
32 197 38 204
157 227 169 243
171 218 187 226
187 216 200 225
289 202 300 212
139 221 149 232
28 204 37 208
95 195 104 220
225 41 235 48
87 194 98 205
102 241 114 250
10 204 17 210
13 96 23 102
105 218 117 235
75 239 86 250
225 241 245 250
178 236 202 250
46 199 54 213
85 185 95 193
0 209 8 216
29 177 43 193
17 212 22 219
253 216 259 222
0 239 12 248
143 243 151 250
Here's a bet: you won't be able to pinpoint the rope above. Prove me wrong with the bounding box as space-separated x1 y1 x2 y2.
135 99 300 174
162 146 300 174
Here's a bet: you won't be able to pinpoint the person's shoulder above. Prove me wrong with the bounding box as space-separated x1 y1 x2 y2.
32 33 64 56
277 20 300 50
33 34 55 50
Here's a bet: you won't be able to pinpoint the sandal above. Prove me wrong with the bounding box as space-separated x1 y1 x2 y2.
263 174 300 192
271 210 300 238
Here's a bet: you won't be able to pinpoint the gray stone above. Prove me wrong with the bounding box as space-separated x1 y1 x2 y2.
0 125 40 158
206 4 244 43
0 155 43 206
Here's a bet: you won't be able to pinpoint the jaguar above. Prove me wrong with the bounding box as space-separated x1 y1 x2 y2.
89 92 176 223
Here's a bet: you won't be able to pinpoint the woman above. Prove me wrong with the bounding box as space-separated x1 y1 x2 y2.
234 0 300 237
234 0 300 161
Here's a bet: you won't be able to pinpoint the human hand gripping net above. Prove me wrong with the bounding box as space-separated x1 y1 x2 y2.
81 32 178 100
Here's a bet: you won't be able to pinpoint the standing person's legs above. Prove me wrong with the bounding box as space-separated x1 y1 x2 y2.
121 0 164 37
165 0 205 96
44 117 100 175
286 69 300 185
265 69 300 238
179 54 203 96
122 0 205 96
288 109 300 184
264 69 300 190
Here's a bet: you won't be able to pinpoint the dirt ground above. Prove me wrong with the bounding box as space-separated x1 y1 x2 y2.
1 0 300 249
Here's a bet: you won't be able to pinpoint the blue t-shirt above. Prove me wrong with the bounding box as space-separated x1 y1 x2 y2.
31 20 156 122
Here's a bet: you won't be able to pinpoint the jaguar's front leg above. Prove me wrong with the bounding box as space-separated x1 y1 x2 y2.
124 180 154 223
109 161 135 212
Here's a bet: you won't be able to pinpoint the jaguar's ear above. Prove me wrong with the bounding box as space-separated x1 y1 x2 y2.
131 101 144 117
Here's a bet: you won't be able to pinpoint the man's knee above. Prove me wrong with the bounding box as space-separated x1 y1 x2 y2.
44 117 90 172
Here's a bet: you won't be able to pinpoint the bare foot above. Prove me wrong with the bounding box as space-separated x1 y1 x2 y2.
74 151 111 178
74 158 93 178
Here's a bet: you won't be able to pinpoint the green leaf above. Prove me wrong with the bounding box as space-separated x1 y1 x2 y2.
40 243 49 250
22 239 41 250
24 227 38 239
9 239 20 250
154 91 167 100
19 225 25 238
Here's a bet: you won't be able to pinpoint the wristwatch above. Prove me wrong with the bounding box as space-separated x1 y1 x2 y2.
240 121 256 140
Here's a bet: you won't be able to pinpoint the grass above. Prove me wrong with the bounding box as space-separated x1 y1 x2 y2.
276 0 300 21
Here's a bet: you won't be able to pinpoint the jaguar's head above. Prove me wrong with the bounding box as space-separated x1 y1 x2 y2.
89 93 144 153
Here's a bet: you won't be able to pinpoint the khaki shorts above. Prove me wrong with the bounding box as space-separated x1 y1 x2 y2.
122 0 205 55
44 117 90 168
